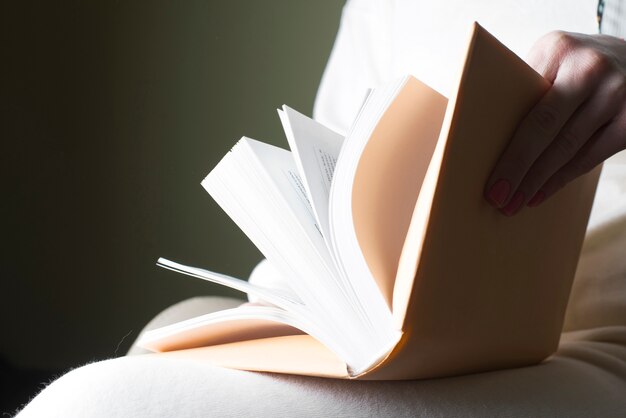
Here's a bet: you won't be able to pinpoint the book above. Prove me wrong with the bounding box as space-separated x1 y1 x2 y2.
138 23 601 380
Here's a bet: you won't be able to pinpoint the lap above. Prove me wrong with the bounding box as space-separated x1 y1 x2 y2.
16 296 626 418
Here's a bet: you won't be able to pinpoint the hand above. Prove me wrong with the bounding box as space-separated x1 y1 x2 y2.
485 31 626 216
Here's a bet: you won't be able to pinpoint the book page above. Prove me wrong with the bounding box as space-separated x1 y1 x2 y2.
138 306 304 352
157 258 302 308
351 78 447 307
243 138 328 247
202 138 383 369
138 304 354 369
278 106 344 241
327 80 408 340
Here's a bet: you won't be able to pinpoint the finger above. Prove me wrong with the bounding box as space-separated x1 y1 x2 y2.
535 117 626 201
511 82 622 212
525 31 568 82
484 62 596 210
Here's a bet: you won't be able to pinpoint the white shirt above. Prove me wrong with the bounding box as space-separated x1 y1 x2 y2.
313 0 626 230
313 0 600 134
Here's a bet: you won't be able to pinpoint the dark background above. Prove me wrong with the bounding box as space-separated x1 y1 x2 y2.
1 1 343 412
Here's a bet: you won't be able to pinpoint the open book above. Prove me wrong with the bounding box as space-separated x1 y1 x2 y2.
138 23 601 380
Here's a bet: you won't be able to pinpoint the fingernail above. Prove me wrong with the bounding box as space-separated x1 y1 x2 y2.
486 179 511 208
500 191 525 216
527 190 546 207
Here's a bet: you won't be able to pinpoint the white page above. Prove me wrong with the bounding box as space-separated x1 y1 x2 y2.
278 106 344 241
157 258 302 308
243 138 327 244
201 137 386 369
138 305 347 363
328 79 410 342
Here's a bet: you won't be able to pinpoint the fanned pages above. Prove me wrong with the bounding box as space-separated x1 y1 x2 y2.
278 105 344 242
139 23 600 380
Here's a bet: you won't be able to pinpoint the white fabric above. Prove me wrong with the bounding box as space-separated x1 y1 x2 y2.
603 0 626 38
17 1 626 417
314 0 599 135
16 297 626 418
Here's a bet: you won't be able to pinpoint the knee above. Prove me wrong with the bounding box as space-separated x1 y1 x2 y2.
16 358 142 418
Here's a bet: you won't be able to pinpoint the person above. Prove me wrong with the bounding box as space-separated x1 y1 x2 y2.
312 0 626 217
485 30 626 215
16 1 626 417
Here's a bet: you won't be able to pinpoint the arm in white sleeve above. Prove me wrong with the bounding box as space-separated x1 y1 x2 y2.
313 0 393 136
